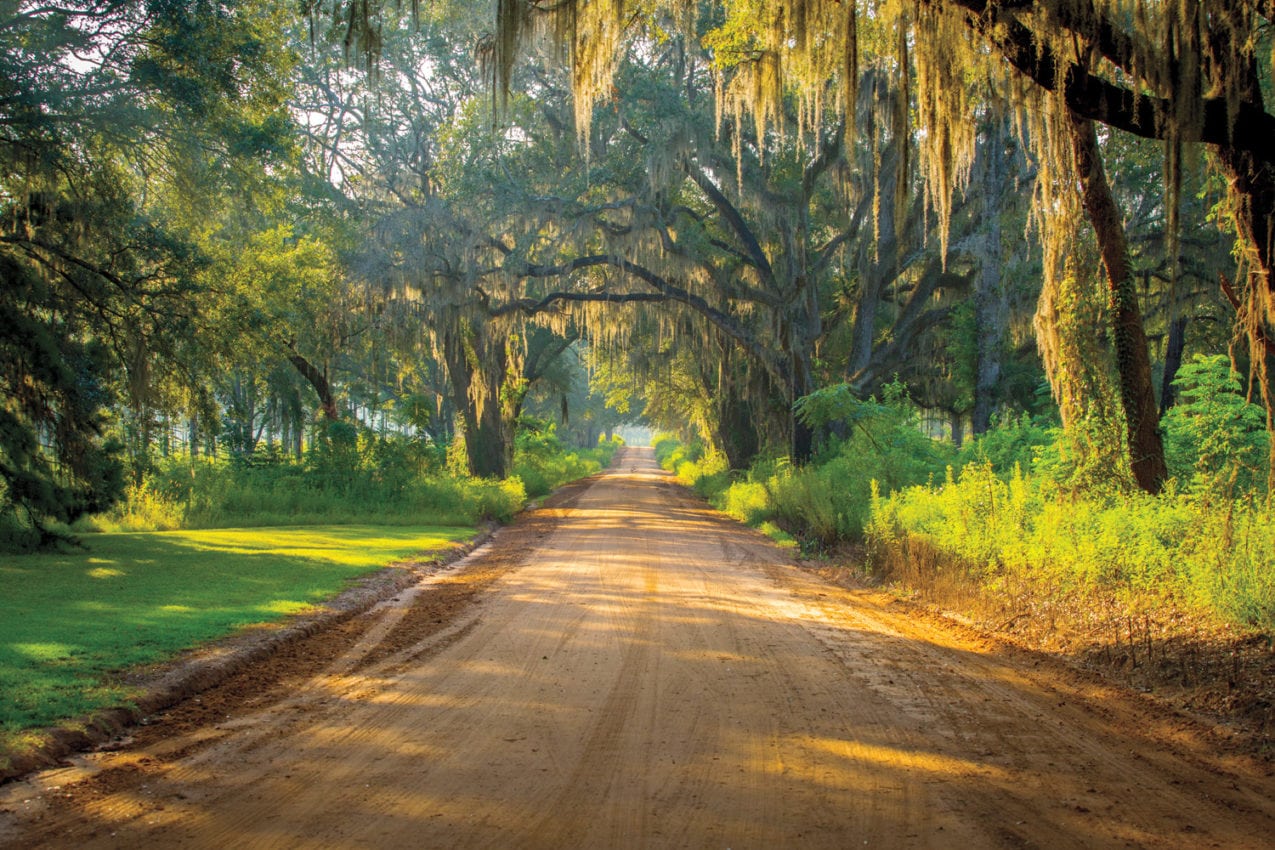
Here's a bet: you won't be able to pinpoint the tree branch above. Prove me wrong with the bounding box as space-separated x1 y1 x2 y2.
496 253 790 387
936 0 1275 166
802 119 845 197
684 161 778 288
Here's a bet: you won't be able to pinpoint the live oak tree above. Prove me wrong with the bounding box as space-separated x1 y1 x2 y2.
296 10 593 477
0 0 295 542
475 0 1275 489
480 27 987 465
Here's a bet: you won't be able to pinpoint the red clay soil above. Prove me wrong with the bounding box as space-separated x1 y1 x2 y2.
2 447 1274 848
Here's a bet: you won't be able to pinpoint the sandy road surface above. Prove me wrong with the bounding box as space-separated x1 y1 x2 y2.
3 446 1275 848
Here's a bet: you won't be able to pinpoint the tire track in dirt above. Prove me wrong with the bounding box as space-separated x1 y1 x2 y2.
3 446 1274 848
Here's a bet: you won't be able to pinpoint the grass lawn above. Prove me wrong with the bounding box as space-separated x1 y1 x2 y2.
0 525 474 754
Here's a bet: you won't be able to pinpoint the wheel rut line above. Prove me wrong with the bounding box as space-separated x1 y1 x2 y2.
7 448 1275 850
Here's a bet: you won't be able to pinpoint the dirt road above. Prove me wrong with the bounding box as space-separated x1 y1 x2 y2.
3 446 1274 848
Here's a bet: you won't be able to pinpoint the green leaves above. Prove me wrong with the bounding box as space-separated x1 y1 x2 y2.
1162 354 1269 497
792 382 891 430
0 259 125 546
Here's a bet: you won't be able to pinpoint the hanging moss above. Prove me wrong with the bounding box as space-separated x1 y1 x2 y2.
490 0 1273 327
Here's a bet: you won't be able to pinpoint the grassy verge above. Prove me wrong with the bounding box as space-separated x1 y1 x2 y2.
0 525 472 758
514 429 621 498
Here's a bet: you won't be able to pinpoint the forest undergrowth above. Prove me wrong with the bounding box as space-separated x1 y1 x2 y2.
61 421 619 538
658 359 1275 753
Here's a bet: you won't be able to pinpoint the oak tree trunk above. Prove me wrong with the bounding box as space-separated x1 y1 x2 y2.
443 319 514 479
288 353 340 422
1158 315 1188 416
972 119 1010 435
1069 115 1167 494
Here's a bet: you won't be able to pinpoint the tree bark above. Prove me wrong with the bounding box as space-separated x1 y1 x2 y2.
287 353 340 421
1068 115 1168 494
972 119 1009 435
707 343 763 470
942 0 1275 165
787 324 817 464
443 318 514 479
1159 315 1188 416
950 411 964 449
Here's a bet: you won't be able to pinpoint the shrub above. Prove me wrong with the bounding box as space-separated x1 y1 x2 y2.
956 412 1055 476
770 382 954 545
465 476 526 523
866 445 1275 631
1162 354 1269 498
513 423 608 499
768 464 843 544
85 482 185 532
718 479 773 526
653 434 706 473
675 452 730 498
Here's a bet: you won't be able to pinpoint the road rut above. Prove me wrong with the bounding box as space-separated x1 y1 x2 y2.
3 446 1274 848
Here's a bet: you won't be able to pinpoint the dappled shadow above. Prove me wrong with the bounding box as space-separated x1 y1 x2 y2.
8 447 1275 849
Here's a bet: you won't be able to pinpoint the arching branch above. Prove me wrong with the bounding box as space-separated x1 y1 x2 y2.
496 289 668 315
490 253 790 388
940 0 1275 166
286 350 340 421
684 161 778 288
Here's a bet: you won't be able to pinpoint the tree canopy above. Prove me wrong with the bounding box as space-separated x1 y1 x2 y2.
3 0 1271 543
487 0 1275 486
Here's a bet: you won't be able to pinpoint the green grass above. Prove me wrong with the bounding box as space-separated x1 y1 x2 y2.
0 525 473 751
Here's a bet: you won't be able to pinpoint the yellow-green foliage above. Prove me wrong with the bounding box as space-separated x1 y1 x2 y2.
756 520 798 549
675 452 730 496
868 465 1275 630
719 479 772 526
767 465 843 545
652 435 730 496
87 482 185 533
653 434 701 471
654 385 956 548
514 427 618 498
867 357 1275 630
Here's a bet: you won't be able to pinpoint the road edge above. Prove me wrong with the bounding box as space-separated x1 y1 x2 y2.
0 524 497 786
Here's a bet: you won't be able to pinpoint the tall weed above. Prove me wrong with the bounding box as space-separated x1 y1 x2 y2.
867 461 1275 630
